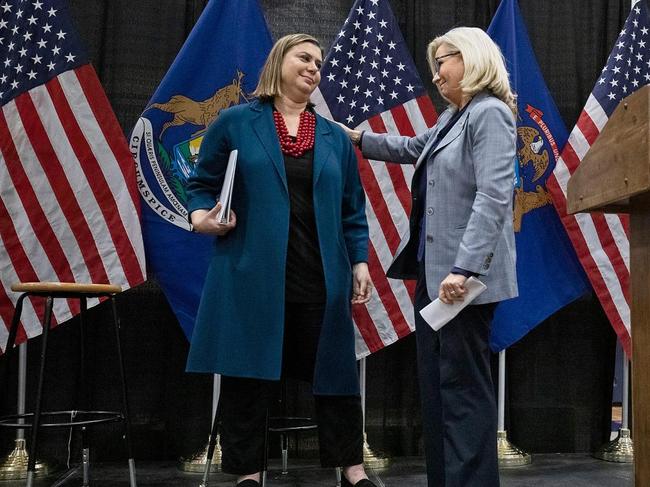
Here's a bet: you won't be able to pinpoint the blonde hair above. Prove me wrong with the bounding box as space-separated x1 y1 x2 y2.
427 27 517 114
253 33 322 101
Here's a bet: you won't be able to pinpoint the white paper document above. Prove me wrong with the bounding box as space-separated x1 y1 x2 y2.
217 149 238 223
419 277 488 331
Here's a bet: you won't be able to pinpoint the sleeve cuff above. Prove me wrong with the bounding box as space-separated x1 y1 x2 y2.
450 266 479 278
357 130 365 151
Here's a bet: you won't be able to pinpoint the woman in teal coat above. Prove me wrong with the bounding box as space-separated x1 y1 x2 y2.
186 34 376 487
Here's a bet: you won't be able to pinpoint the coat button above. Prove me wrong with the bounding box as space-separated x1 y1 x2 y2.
426 235 433 243
429 179 435 186
426 207 434 216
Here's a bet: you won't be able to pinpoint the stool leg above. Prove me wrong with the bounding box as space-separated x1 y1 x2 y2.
78 297 91 486
261 409 269 487
79 297 88 405
26 296 54 487
82 443 90 487
110 297 137 487
281 432 288 474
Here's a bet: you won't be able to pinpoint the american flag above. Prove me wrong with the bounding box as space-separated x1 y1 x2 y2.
313 0 437 357
548 0 650 357
0 0 146 353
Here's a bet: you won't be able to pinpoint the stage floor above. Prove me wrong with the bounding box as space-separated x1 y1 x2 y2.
1 454 633 486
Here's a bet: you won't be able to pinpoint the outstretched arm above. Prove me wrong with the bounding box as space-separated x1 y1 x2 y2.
336 120 436 164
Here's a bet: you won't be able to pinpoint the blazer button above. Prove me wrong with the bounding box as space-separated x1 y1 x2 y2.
429 179 435 187
426 235 433 243
426 207 434 216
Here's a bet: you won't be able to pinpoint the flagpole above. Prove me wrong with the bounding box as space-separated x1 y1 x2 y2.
496 350 531 467
591 5 638 465
211 374 223 467
0 344 50 480
593 355 633 463
17 342 26 440
179 374 222 472
359 357 390 469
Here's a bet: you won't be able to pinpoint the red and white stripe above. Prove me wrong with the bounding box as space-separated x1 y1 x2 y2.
547 93 631 356
0 64 146 353
314 89 437 357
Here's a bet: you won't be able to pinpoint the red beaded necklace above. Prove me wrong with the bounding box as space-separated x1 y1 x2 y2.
273 109 316 157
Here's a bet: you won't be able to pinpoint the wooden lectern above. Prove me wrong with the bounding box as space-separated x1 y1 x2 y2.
567 84 650 485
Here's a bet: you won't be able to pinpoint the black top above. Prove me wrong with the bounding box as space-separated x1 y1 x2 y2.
283 146 326 303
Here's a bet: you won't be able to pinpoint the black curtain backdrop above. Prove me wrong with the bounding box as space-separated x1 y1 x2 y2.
0 0 628 462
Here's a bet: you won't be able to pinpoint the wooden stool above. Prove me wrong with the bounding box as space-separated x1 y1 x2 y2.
0 282 137 487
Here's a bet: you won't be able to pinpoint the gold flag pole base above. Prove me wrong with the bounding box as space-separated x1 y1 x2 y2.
0 439 52 480
592 428 634 463
362 432 390 469
497 430 532 467
178 434 223 473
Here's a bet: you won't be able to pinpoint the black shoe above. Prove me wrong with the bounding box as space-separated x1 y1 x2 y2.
236 480 260 487
341 478 378 487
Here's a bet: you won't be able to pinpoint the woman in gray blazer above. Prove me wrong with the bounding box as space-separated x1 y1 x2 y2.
342 27 517 487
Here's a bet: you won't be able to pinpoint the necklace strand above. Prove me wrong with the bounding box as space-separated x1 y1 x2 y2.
273 109 316 157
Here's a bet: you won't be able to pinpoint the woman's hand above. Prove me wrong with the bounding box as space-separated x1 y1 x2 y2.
438 273 467 305
351 262 373 304
190 202 237 236
335 121 362 146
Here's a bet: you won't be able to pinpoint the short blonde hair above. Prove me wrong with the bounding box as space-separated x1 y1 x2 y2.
427 27 517 113
253 33 322 101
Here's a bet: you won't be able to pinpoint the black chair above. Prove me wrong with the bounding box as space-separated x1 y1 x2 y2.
0 282 137 487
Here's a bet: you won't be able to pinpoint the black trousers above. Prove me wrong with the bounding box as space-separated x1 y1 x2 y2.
218 302 363 475
415 265 499 487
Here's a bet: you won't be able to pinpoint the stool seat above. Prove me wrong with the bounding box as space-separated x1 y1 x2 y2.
11 282 122 295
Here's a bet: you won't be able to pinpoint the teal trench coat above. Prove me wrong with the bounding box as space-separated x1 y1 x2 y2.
185 100 369 395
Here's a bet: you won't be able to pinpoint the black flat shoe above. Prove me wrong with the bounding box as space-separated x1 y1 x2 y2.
236 480 260 487
341 478 377 487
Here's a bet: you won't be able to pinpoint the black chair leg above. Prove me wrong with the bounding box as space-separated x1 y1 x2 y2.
78 297 90 485
26 295 53 487
110 297 137 487
262 409 269 487
78 297 87 405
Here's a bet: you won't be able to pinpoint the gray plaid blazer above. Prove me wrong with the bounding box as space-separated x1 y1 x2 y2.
362 92 518 304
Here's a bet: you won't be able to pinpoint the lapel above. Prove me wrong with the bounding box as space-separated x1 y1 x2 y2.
414 93 489 171
312 115 333 187
414 111 448 172
430 110 469 156
250 100 288 194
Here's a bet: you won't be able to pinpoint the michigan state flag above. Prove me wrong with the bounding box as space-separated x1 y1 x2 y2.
130 0 273 339
487 0 590 351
